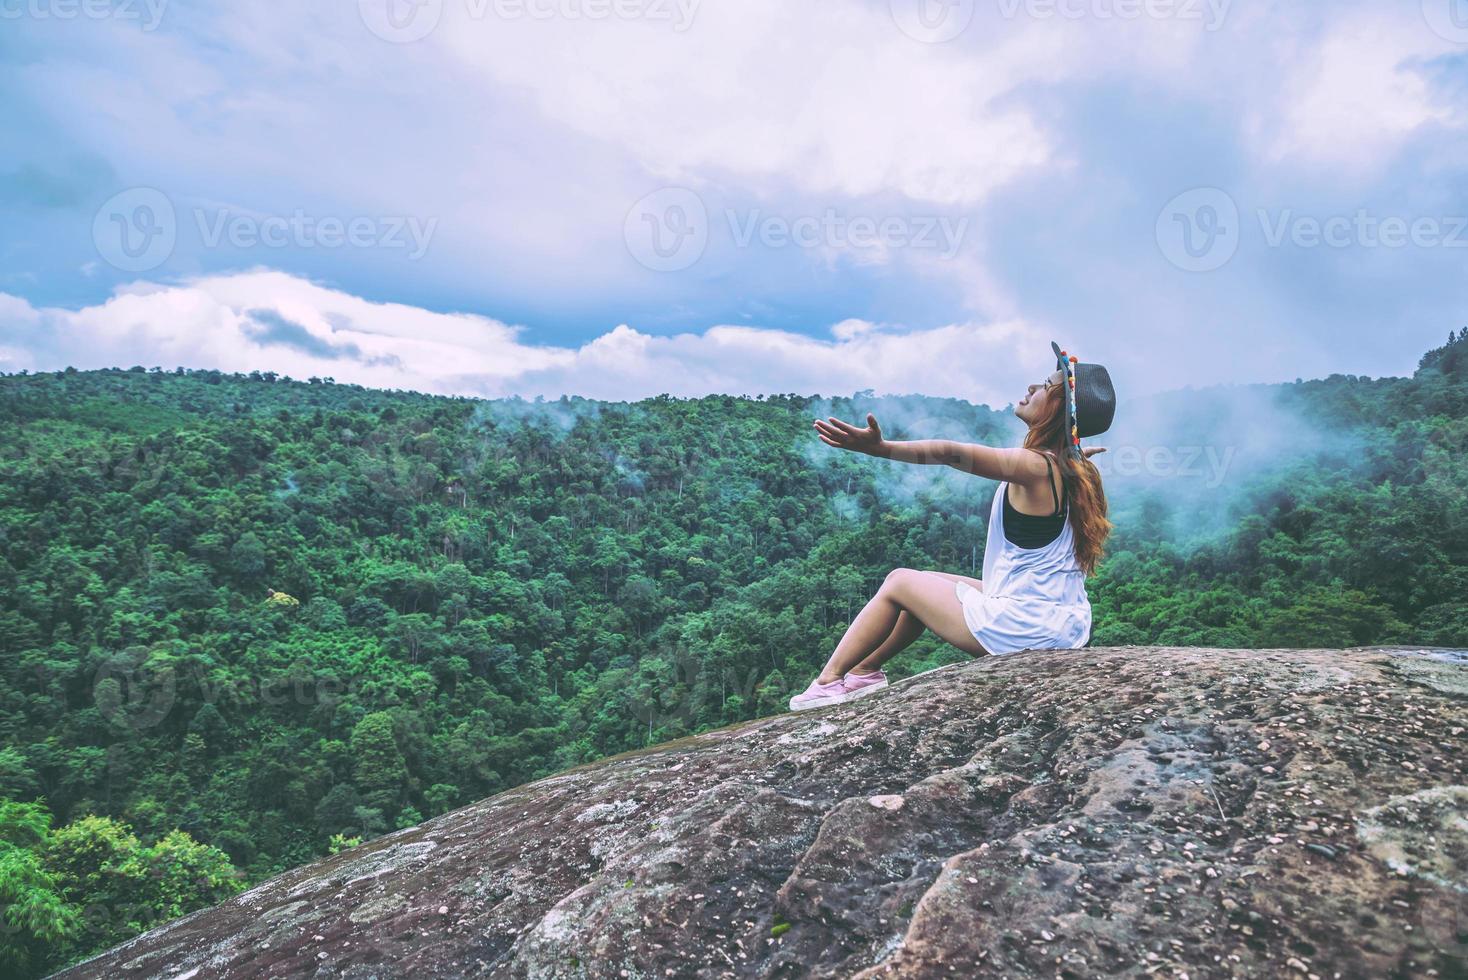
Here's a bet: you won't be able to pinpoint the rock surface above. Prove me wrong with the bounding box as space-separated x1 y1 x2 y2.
51 647 1468 979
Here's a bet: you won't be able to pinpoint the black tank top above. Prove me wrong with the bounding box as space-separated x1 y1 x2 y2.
1003 453 1067 549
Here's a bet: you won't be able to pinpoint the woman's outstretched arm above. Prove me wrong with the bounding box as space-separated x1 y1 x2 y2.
813 413 1052 485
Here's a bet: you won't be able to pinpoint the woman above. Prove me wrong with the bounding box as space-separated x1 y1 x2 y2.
790 341 1117 711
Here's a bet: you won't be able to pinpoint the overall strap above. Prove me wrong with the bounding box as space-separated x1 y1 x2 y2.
1041 452 1062 517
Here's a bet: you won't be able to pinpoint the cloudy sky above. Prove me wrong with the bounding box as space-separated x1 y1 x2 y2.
2 0 1466 405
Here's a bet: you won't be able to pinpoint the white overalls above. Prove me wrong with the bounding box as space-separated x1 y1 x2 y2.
953 479 1092 655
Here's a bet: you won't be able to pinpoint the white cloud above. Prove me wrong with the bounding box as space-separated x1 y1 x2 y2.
0 270 1047 405
434 0 1063 207
1254 14 1459 174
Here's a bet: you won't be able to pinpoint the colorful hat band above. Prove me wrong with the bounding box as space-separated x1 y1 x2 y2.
1057 348 1082 459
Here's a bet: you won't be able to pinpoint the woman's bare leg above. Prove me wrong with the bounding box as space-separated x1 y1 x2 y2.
920 569 985 592
849 571 983 674
816 569 985 683
848 610 924 675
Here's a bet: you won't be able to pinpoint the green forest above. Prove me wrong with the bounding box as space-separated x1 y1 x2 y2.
1 332 1465 976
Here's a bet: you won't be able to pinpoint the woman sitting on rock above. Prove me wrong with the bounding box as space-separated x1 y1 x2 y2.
790 341 1116 711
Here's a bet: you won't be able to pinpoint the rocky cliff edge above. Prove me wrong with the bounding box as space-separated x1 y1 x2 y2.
51 647 1468 979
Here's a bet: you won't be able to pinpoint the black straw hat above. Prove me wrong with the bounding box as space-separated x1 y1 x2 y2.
1051 341 1116 454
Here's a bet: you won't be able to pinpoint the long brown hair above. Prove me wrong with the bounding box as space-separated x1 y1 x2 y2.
1022 390 1112 575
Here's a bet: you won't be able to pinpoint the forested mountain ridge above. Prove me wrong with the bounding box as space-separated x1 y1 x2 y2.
1 331 1465 975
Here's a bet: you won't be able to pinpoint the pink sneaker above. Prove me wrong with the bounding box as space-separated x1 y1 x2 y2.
842 669 888 699
789 677 850 712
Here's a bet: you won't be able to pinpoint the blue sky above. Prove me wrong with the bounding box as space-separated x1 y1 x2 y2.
2 0 1467 405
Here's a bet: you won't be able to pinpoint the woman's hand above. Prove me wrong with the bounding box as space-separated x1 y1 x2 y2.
814 413 886 456
1082 446 1106 459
